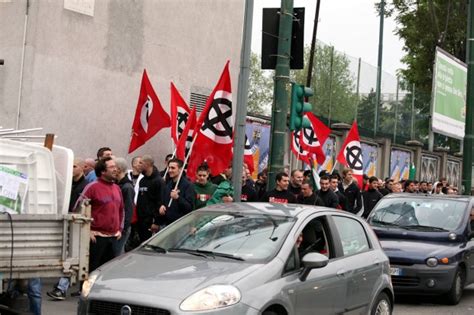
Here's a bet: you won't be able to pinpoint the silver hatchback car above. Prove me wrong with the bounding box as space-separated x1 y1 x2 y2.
78 203 393 315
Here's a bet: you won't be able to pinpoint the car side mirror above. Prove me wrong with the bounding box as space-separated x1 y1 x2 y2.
299 253 329 281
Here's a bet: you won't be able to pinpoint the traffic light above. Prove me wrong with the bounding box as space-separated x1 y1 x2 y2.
289 83 313 131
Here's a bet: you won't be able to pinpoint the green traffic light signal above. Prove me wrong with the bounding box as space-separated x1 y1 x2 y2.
290 83 313 131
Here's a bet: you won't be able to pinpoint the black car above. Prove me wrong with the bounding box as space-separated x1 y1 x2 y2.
367 193 474 305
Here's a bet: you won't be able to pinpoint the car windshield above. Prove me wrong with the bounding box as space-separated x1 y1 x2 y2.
144 211 296 263
369 198 467 231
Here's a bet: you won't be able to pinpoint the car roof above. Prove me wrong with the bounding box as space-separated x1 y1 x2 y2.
199 202 342 218
382 193 473 202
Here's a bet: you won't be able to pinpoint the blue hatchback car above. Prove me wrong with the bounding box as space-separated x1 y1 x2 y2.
368 194 474 305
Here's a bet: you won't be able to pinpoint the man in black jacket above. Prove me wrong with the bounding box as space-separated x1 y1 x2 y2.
338 168 362 214
69 158 89 212
330 174 348 210
260 172 296 204
136 155 164 242
115 157 135 254
316 176 339 209
362 176 383 219
155 158 194 228
297 181 324 206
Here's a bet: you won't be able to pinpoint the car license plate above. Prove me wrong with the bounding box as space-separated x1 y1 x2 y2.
390 267 402 276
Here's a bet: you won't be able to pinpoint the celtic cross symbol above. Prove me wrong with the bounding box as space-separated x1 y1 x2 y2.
201 97 233 138
345 145 363 170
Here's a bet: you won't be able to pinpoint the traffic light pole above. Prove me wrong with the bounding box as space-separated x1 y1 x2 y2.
268 0 294 190
462 0 474 194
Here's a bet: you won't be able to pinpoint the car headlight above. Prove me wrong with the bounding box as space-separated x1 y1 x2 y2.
81 273 98 298
180 285 241 311
426 257 438 267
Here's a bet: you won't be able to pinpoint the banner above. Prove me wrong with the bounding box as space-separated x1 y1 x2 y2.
431 47 467 139
390 149 411 182
0 166 28 214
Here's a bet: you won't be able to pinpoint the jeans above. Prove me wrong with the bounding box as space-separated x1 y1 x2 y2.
56 277 70 294
7 278 41 315
28 278 42 315
114 227 131 255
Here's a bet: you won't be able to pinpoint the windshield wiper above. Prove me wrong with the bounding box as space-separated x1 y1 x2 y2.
168 248 245 261
143 244 167 253
168 248 209 258
401 225 448 232
370 219 401 228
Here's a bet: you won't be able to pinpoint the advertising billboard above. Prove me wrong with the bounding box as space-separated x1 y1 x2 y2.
431 47 467 139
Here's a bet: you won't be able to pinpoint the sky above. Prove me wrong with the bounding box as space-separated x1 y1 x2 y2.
251 0 405 77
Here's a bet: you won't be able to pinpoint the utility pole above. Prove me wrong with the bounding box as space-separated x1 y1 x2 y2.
462 0 474 194
268 0 294 190
374 0 385 138
231 0 254 202
306 0 321 88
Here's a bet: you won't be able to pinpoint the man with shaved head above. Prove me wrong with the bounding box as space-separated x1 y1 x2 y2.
70 158 88 212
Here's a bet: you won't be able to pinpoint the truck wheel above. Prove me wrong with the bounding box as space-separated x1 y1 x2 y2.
445 268 464 305
371 292 392 315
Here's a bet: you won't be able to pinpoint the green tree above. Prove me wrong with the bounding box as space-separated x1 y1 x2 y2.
293 43 357 125
383 1 467 147
247 52 273 116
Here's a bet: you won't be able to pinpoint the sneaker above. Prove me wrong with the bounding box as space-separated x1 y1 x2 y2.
70 290 82 297
47 288 66 301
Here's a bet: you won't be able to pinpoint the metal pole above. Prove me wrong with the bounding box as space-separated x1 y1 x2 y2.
268 0 294 190
462 0 474 194
327 46 335 127
354 57 361 120
393 76 399 143
374 0 385 138
232 0 254 202
411 83 415 139
16 0 30 129
306 0 321 88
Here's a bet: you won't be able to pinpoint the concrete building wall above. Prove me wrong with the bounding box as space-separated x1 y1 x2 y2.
0 0 244 168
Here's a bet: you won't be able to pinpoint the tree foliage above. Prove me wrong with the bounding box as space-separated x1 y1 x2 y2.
247 52 273 116
387 0 467 93
293 43 357 124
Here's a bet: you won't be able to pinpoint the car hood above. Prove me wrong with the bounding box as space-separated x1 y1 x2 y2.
91 251 263 300
380 239 459 263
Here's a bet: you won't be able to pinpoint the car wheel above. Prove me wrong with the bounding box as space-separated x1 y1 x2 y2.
262 311 278 315
445 268 464 305
371 292 392 315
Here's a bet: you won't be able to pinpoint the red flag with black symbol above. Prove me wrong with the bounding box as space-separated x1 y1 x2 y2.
290 130 311 164
337 121 363 188
187 61 233 178
244 134 255 175
170 82 191 146
128 70 171 153
300 113 331 165
176 106 196 161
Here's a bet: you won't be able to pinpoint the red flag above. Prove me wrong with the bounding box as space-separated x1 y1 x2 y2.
337 121 363 188
244 134 255 174
290 130 311 164
300 113 331 164
129 70 171 153
170 82 191 146
176 107 196 160
187 61 233 177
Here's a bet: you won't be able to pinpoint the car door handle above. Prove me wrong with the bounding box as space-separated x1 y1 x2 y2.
373 259 380 265
337 269 346 277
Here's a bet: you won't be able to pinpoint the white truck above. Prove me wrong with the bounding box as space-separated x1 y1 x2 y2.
0 136 90 311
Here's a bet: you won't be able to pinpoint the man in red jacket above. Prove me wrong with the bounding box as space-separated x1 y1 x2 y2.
79 156 124 272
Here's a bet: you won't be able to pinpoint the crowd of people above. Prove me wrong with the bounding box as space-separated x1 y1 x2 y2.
40 146 459 309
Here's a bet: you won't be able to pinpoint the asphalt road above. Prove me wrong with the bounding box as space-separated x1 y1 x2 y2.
11 280 474 314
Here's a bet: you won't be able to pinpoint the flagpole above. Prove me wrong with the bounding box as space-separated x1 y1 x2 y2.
330 160 338 174
167 132 198 207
